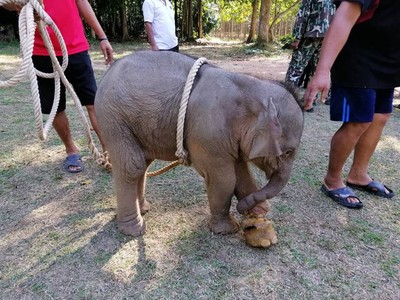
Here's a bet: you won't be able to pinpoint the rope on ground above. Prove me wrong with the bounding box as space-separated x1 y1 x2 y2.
148 57 207 177
0 0 111 171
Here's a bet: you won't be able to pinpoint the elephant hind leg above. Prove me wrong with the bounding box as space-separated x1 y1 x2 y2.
117 215 147 237
107 132 148 236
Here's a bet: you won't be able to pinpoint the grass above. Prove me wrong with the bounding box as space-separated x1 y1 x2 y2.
1 41 400 300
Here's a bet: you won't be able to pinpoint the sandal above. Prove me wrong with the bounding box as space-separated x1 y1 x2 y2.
346 180 395 199
321 184 363 209
64 153 84 173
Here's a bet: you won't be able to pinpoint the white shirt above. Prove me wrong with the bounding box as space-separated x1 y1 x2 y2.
142 0 178 50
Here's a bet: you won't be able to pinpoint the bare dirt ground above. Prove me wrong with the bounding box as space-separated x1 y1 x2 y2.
1 41 399 299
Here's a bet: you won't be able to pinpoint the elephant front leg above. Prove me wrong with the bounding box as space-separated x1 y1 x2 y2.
204 167 240 234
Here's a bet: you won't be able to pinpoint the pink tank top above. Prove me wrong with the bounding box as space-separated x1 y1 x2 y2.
33 0 89 56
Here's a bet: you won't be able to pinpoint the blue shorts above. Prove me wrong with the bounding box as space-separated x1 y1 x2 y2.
32 51 97 114
330 86 394 122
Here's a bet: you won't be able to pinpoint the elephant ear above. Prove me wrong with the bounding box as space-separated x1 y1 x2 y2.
244 98 283 160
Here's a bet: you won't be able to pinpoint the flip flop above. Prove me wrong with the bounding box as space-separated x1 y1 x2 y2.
346 180 395 199
64 153 84 173
321 184 363 209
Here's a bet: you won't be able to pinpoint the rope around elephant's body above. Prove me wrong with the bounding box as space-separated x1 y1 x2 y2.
175 57 207 165
0 0 111 171
147 57 207 177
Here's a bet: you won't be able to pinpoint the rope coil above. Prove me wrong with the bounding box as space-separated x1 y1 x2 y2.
0 0 111 170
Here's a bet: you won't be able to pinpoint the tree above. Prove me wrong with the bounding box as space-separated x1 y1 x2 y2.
269 0 300 40
257 0 272 44
182 0 194 41
198 0 203 38
246 0 259 43
120 1 129 41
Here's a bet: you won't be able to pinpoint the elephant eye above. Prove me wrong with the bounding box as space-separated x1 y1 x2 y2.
284 148 294 157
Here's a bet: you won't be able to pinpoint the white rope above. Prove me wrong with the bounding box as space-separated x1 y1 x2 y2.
175 57 207 166
146 57 207 177
0 0 111 170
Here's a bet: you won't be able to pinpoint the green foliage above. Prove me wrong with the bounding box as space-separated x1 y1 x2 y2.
217 0 253 23
88 0 144 41
271 0 300 25
279 33 294 44
200 1 220 35
279 33 294 48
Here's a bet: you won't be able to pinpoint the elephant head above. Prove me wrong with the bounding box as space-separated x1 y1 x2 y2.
237 84 303 214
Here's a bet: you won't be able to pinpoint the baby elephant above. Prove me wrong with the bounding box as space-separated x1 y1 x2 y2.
95 51 304 247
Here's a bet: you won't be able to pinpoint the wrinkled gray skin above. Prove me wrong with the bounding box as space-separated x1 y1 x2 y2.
95 51 304 237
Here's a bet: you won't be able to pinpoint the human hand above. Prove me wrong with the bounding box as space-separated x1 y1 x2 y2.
99 39 114 65
3 2 23 12
304 71 331 111
290 40 300 50
151 44 159 51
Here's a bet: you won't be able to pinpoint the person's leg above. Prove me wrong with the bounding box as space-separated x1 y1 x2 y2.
347 113 391 185
285 47 307 85
86 104 107 153
65 51 107 153
52 111 83 172
324 122 370 204
346 88 394 192
52 111 79 155
285 38 321 86
323 86 382 204
33 55 81 170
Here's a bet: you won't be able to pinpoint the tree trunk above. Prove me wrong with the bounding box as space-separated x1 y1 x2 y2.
246 0 259 43
120 2 129 41
182 0 188 38
112 11 116 39
257 0 272 44
187 0 193 40
182 0 194 41
198 0 203 38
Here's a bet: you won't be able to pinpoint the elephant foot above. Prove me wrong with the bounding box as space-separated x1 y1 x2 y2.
241 201 277 248
117 217 147 237
140 199 151 215
209 214 239 234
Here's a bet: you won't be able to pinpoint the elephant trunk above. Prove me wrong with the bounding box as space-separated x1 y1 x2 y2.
236 165 291 214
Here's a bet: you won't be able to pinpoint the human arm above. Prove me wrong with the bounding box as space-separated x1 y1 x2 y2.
142 0 159 51
75 0 113 65
144 22 159 51
304 1 362 110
